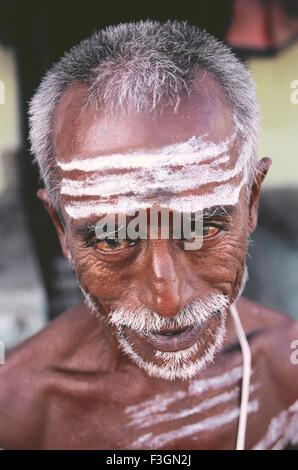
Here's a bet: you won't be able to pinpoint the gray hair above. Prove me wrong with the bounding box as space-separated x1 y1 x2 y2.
29 20 260 205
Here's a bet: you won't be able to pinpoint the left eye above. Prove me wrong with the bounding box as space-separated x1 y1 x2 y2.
94 238 133 252
202 225 220 238
180 224 222 244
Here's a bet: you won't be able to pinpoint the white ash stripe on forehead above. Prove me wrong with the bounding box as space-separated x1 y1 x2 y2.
125 365 253 417
60 154 245 198
59 137 253 200
127 383 259 429
131 399 259 449
64 180 245 219
253 400 298 450
57 131 238 172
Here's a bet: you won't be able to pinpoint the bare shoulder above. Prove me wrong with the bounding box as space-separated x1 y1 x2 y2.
237 296 296 327
226 297 298 372
236 296 298 342
0 301 102 449
237 296 298 360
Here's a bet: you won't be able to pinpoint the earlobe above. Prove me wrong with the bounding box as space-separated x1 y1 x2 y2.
248 157 272 234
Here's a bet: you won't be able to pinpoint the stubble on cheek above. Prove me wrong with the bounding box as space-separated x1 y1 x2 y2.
201 200 249 301
189 231 247 303
69 243 134 316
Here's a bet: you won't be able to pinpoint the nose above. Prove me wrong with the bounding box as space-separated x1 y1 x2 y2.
138 240 197 318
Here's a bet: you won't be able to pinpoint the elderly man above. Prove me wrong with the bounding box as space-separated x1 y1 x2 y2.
0 20 297 450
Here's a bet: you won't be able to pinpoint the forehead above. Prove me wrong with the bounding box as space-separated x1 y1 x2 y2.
52 71 248 221
52 70 235 162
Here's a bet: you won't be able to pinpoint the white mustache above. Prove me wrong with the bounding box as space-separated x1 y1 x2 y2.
108 293 229 335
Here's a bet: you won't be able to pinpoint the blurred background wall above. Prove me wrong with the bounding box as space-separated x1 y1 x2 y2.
0 44 47 350
0 0 297 351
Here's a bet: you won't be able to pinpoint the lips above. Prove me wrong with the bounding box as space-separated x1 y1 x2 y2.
135 324 202 352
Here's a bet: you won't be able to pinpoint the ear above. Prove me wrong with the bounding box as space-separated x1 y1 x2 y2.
248 157 272 234
37 189 71 261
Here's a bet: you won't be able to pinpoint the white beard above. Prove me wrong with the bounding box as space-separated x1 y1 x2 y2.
108 294 228 381
115 310 227 381
79 264 248 381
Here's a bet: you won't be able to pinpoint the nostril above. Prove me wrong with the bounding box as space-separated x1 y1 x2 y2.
138 274 192 319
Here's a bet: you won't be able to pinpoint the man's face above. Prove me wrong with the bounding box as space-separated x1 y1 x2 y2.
42 71 269 381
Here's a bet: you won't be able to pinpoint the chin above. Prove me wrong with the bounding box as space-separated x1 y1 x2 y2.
79 285 229 381
116 312 227 381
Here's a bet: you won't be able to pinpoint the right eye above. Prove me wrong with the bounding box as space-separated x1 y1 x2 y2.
202 224 221 239
88 237 136 252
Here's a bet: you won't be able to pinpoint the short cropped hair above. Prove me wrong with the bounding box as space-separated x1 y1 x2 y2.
29 20 259 204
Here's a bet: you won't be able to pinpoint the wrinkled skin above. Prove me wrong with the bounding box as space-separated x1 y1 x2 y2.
0 72 297 450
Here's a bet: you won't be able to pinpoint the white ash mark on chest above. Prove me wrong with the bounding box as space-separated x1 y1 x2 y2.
130 399 259 449
124 366 259 448
253 400 298 450
127 383 259 429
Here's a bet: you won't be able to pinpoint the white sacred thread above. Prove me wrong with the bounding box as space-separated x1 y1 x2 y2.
130 399 259 449
230 302 252 451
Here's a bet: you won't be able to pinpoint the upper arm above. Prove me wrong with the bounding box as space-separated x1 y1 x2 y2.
0 357 45 449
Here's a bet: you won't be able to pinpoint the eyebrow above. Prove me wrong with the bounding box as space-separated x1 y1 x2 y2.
72 205 236 237
73 221 123 240
201 205 236 219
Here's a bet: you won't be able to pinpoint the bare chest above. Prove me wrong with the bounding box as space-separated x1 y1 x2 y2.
40 361 266 450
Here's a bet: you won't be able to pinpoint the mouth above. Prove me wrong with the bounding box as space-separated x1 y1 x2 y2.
132 324 202 352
